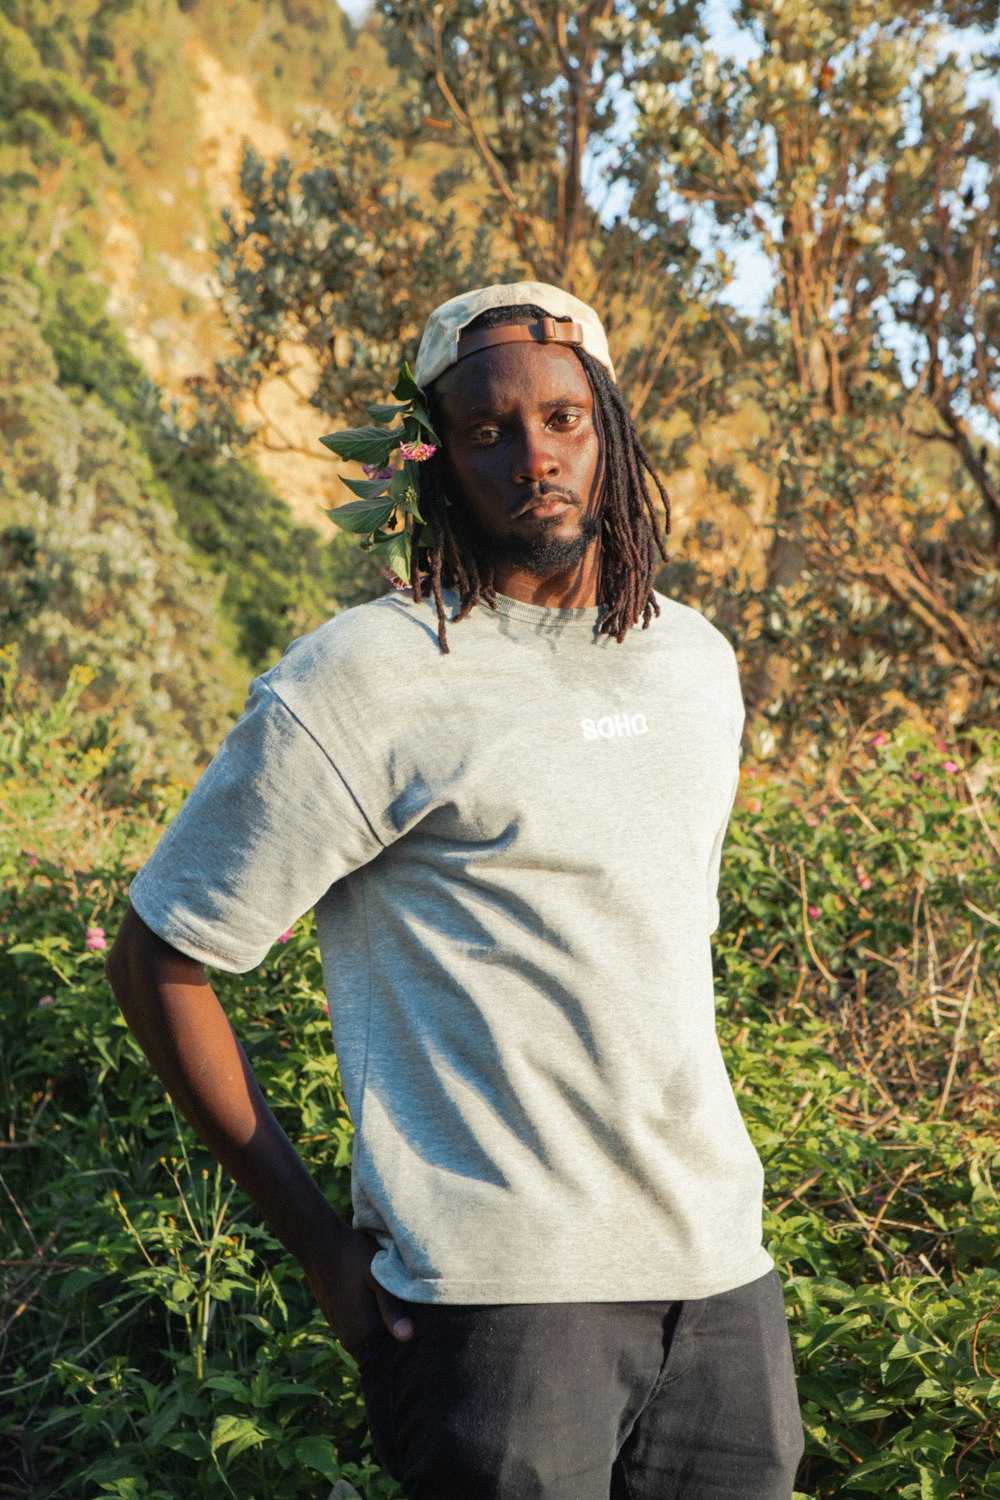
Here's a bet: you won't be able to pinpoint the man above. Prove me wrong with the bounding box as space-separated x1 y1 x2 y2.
107 281 804 1500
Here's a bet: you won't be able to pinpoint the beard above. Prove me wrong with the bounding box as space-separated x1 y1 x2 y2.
499 513 600 578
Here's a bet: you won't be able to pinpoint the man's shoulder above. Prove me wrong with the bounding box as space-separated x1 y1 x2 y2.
268 590 445 689
651 591 739 668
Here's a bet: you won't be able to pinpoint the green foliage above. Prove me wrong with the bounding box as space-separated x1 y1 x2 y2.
318 364 437 584
2 642 999 1497
0 274 245 770
42 271 385 668
1 1 998 1494
216 127 498 431
0 674 395 1497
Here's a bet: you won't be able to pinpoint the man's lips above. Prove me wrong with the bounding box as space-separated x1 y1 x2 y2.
513 490 577 520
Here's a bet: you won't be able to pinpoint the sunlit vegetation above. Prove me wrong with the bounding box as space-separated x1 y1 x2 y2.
1 0 998 1494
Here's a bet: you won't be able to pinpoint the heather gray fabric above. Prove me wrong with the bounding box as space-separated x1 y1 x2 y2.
129 588 773 1305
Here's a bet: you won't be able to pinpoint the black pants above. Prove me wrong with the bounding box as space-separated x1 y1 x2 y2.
359 1268 804 1499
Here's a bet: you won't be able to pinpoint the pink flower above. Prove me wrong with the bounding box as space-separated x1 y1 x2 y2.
27 854 38 868
85 927 107 951
398 441 438 462
870 732 889 748
808 905 820 920
746 797 762 814
913 771 923 783
943 760 958 774
361 464 394 480
37 994 56 1009
277 929 293 944
856 870 872 891
936 741 949 752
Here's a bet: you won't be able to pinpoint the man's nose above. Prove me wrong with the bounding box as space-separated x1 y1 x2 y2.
512 424 559 483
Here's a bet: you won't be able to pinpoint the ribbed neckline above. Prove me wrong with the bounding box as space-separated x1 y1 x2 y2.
486 591 605 631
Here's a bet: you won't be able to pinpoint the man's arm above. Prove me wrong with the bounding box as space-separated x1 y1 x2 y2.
106 904 413 1357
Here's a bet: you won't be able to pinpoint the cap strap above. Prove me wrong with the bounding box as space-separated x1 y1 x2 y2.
455 318 584 363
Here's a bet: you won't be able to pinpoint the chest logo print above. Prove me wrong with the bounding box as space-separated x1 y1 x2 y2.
581 712 649 740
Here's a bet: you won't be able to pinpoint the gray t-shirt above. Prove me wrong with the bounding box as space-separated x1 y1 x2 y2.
130 588 773 1304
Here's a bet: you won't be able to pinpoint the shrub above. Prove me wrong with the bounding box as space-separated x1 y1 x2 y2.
1 661 997 1496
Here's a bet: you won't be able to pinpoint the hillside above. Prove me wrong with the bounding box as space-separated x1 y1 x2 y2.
0 0 389 766
98 29 340 527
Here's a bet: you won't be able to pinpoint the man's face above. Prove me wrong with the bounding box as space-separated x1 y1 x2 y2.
433 342 604 596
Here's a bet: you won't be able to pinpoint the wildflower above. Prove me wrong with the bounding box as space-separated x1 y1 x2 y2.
27 853 38 868
398 440 438 462
913 771 923 783
870 732 889 748
936 741 949 752
808 906 820 920
277 928 294 944
746 797 763 814
361 464 394 480
943 760 958 774
86 927 107 951
37 994 56 1009
856 868 873 891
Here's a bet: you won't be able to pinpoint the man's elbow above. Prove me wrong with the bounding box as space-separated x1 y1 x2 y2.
105 905 206 1022
106 906 136 998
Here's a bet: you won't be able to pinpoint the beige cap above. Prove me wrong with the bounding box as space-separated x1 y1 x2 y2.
413 280 615 389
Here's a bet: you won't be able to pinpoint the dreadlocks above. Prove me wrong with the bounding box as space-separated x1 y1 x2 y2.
408 304 671 653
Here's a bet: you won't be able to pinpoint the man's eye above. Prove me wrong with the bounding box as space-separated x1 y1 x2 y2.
473 426 501 443
550 411 580 428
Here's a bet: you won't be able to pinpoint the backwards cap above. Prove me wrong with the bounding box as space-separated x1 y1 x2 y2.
413 280 615 389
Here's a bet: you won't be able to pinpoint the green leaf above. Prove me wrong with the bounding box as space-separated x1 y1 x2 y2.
161 1430 209 1460
339 473 395 500
391 361 421 401
391 466 423 518
367 402 410 421
319 426 402 464
210 1414 270 1459
287 1436 342 1482
203 1373 251 1399
369 530 412 582
408 404 442 444
326 498 397 535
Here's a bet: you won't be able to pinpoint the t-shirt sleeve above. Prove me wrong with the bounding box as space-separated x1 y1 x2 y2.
706 645 746 937
128 678 385 972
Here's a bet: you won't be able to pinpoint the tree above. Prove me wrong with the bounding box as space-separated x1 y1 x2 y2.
217 0 739 432
0 274 245 769
619 0 1000 746
214 0 999 756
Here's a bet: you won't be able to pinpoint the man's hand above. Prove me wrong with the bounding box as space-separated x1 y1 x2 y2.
300 1221 414 1361
106 906 414 1363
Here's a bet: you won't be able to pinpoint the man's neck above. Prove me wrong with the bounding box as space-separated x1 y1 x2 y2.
492 540 602 610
